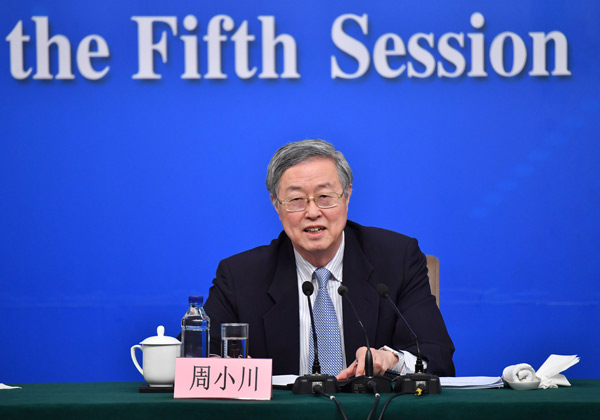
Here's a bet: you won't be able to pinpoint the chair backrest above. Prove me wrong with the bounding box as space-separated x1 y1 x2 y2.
426 255 440 308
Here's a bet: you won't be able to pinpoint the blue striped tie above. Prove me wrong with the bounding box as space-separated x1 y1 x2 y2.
309 268 343 376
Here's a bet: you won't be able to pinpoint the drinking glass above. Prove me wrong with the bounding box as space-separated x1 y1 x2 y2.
221 323 249 358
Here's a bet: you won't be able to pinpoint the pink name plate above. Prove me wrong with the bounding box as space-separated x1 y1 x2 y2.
174 358 272 400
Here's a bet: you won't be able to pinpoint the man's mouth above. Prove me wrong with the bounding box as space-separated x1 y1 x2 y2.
304 227 325 233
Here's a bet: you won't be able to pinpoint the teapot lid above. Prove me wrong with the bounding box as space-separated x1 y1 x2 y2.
140 325 181 345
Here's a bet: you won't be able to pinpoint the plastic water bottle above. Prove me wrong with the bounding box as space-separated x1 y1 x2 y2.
181 295 210 357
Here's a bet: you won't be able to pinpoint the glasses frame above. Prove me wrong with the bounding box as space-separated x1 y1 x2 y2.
278 192 344 213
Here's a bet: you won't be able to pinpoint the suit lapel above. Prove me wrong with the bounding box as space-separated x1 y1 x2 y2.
263 237 300 374
341 226 380 363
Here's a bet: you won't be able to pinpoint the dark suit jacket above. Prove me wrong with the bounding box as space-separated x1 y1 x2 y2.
204 220 455 376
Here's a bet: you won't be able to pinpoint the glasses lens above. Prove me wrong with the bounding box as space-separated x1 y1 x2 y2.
285 197 306 212
316 194 339 208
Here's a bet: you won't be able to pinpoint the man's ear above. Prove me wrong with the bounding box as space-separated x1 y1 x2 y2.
345 184 352 203
270 194 280 214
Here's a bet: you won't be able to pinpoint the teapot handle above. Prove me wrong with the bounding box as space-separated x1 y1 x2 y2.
131 345 143 375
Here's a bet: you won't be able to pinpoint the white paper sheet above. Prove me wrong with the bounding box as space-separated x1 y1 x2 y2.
272 375 298 387
272 375 504 389
440 376 504 389
0 383 22 390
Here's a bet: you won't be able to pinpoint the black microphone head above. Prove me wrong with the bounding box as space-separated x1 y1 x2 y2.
302 281 314 296
337 285 348 296
376 283 390 298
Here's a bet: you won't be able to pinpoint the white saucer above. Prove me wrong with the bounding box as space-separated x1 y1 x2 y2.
503 378 540 390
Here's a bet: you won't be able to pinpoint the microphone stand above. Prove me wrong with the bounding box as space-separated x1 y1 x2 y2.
292 281 339 394
338 285 392 394
376 283 441 395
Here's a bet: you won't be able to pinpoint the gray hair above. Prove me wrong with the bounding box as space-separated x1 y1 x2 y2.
266 139 353 204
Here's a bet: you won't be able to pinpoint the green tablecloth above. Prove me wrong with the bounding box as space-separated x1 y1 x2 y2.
1 380 599 419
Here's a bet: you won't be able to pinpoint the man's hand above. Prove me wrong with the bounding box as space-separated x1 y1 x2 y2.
336 346 399 380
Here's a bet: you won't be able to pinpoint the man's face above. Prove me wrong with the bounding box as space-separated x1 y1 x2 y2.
273 157 351 267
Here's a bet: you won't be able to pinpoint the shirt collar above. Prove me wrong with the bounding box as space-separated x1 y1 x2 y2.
293 231 345 282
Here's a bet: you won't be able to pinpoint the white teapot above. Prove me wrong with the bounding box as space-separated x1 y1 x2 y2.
131 325 181 387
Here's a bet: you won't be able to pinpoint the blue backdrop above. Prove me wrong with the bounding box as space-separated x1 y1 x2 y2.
1 0 598 382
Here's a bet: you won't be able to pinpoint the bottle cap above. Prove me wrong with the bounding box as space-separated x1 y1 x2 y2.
189 295 204 304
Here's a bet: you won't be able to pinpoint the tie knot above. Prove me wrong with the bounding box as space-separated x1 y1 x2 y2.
314 268 331 289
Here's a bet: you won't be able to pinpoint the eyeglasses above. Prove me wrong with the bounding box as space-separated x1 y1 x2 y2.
278 192 344 212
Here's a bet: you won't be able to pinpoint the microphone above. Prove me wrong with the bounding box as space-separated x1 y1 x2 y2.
376 283 441 394
292 281 339 395
337 285 392 394
302 281 321 374
337 286 374 376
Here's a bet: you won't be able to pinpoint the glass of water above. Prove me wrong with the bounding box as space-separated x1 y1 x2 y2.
221 323 249 358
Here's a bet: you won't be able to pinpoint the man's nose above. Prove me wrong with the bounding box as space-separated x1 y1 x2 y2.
304 197 321 216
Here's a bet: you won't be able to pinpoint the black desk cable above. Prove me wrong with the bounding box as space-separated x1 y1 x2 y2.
377 392 405 420
365 380 381 420
377 385 431 420
313 384 348 420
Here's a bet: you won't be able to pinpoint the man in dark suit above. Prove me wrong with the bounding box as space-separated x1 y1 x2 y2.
204 139 455 378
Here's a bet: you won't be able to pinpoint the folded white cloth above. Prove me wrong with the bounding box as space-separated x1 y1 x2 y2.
502 363 538 383
536 354 580 389
538 374 569 389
